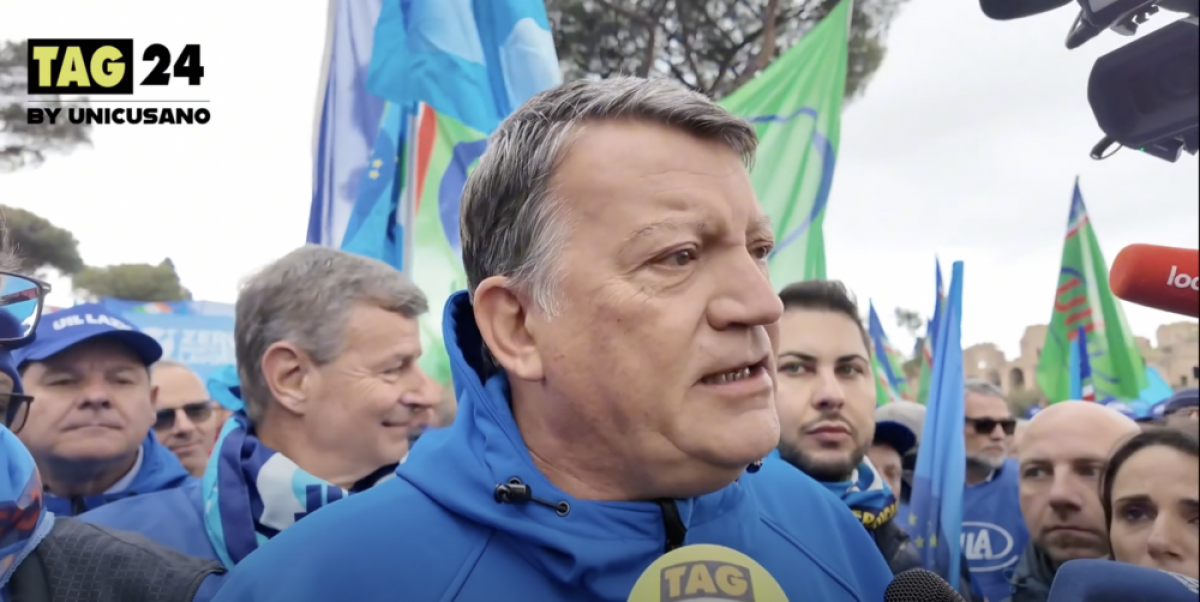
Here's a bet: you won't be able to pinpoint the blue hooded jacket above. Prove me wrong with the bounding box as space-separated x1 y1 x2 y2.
42 433 193 517
77 363 240 561
209 292 892 602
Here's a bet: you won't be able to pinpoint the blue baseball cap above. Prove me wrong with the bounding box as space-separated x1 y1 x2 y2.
874 420 918 457
11 303 162 368
1164 388 1199 415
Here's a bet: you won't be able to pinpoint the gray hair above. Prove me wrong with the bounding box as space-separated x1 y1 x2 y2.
459 76 758 317
234 246 428 424
964 378 1008 402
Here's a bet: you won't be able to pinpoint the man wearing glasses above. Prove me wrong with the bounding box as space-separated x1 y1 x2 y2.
959 379 1030 602
150 360 230 476
10 303 193 516
1 263 224 602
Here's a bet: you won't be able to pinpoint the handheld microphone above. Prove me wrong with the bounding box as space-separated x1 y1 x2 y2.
980 0 1074 21
1109 244 1200 318
625 544 788 601
883 569 966 602
1047 559 1199 602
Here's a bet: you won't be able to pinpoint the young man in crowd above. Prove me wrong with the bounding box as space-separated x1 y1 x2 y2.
767 280 922 576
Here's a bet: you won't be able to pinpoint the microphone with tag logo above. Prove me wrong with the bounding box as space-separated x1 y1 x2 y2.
1047 559 1199 602
625 544 789 602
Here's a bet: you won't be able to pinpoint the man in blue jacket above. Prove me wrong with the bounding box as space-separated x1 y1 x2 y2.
958 380 1030 602
11 304 191 516
1 253 224 602
211 77 893 602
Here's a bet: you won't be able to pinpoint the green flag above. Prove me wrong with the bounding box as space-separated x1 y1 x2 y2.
1036 179 1147 403
718 0 852 285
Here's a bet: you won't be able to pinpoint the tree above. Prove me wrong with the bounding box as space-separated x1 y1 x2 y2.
73 258 192 302
0 40 93 172
546 0 906 102
894 307 923 338
0 204 85 275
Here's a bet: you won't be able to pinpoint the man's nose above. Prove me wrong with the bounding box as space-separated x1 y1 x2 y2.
1046 473 1085 514
811 369 847 412
174 411 198 434
707 252 783 330
988 425 1007 441
78 380 113 409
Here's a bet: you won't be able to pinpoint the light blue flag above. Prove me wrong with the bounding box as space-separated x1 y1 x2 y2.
366 0 561 134
309 0 388 249
909 261 966 588
339 101 411 268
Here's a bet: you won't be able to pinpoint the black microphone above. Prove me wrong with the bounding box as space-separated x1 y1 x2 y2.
980 0 1074 20
884 569 966 602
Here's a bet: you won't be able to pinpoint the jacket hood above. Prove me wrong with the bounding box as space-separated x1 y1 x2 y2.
398 291 753 595
43 432 194 516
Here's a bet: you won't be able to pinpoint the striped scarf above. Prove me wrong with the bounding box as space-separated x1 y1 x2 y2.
820 457 898 530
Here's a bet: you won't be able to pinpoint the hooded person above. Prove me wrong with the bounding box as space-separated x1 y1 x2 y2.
0 282 224 602
208 77 892 602
11 304 192 516
80 246 437 575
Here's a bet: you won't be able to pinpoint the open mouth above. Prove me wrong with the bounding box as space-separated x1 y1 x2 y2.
700 356 768 386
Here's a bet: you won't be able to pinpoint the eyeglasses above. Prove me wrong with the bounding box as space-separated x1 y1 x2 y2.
0 271 52 346
1 392 35 434
965 417 1018 436
154 401 216 431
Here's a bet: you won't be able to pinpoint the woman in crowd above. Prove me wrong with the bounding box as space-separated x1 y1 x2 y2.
1102 426 1199 579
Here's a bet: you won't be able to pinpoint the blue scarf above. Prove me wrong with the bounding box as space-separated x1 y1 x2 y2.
1 427 55 602
821 457 898 531
201 412 394 568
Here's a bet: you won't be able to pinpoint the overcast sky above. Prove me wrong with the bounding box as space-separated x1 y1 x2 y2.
0 0 1196 359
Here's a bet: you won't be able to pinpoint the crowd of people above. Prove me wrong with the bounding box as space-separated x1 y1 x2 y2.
2 76 1197 602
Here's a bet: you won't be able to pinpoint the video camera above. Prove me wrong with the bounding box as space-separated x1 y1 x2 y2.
981 0 1199 163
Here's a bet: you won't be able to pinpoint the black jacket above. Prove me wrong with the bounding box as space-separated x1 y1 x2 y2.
9 517 224 602
1000 542 1057 602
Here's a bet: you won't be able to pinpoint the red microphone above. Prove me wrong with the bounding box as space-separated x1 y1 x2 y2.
1109 244 1200 318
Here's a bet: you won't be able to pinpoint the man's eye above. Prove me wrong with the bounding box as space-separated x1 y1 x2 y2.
664 249 697 267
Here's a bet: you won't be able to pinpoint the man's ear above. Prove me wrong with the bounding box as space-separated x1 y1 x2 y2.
260 342 314 416
472 277 545 381
149 384 159 410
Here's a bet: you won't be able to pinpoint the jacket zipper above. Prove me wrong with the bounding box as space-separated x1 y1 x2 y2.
655 499 687 553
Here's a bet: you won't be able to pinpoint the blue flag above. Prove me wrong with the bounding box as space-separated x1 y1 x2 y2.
366 0 561 134
909 261 966 588
309 0 387 249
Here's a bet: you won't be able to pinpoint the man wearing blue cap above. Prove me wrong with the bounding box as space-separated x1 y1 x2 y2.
2 247 223 602
1163 388 1199 429
11 303 192 516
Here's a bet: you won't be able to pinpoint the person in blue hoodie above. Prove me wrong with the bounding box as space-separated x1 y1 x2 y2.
11 303 191 517
80 246 438 571
210 77 892 602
